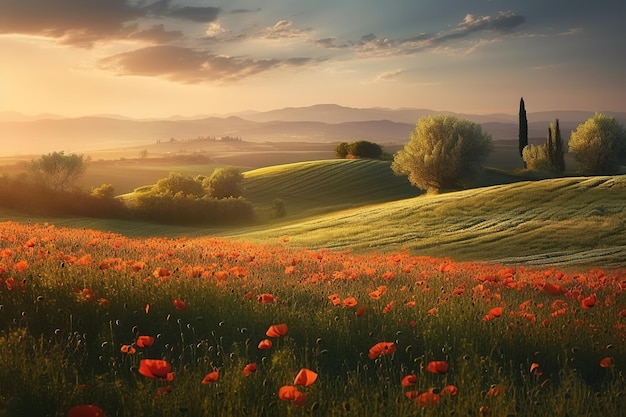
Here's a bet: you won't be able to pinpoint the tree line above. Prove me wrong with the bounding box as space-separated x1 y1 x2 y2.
0 152 253 225
390 99 625 193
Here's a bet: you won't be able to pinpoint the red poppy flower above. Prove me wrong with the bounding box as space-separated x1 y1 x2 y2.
202 370 219 384
67 404 106 417
258 339 273 350
441 385 458 396
382 300 394 314
278 385 307 406
266 323 288 338
426 360 449 374
173 299 186 311
136 336 155 348
138 359 175 381
243 363 257 376
530 362 542 376
368 341 396 360
483 306 503 321
258 293 275 304
355 306 366 317
581 294 596 309
600 357 614 368
543 282 566 296
405 390 419 400
343 297 358 308
120 344 136 355
294 368 318 387
415 389 440 408
401 374 417 387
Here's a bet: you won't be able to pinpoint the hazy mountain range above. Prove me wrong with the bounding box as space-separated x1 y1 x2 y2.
1 104 624 156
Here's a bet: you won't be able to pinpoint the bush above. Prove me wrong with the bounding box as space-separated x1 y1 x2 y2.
203 167 244 199
391 115 493 193
522 144 551 171
133 193 254 225
0 174 127 219
154 172 205 197
335 141 384 159
568 113 626 174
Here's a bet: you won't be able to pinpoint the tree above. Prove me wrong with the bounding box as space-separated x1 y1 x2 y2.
519 97 528 163
203 167 244 199
548 119 565 173
348 140 383 159
335 142 349 158
335 140 383 159
28 151 86 191
154 172 204 197
568 113 626 174
391 115 493 193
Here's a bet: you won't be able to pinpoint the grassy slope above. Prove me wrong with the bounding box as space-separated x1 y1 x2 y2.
229 164 626 266
242 159 420 219
1 158 624 267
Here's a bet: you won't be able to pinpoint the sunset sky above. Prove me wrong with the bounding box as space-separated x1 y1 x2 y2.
1 0 624 119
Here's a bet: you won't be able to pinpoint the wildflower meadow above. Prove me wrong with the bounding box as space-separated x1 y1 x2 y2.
0 220 624 416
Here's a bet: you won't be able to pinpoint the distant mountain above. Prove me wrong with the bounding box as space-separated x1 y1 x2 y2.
1 105 625 156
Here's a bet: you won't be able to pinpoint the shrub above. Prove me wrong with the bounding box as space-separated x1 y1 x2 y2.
133 193 254 225
522 144 551 171
154 172 204 197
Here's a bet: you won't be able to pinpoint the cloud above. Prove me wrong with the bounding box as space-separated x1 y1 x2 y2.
356 10 525 56
375 69 405 82
262 20 313 40
0 0 219 47
98 45 314 83
205 22 227 38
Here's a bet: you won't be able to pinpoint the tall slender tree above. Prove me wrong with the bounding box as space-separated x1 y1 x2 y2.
546 126 554 167
544 119 566 173
552 119 565 172
519 98 528 165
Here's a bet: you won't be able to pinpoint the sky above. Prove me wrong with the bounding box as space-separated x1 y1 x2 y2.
0 0 624 119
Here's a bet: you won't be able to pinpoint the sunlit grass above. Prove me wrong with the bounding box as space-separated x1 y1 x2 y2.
230 173 626 266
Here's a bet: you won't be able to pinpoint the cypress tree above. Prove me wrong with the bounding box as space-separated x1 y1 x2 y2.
519 97 528 162
552 119 565 172
546 126 554 168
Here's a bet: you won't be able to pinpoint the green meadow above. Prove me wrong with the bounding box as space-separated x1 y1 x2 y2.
0 140 625 416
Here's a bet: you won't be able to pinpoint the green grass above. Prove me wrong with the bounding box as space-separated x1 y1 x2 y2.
233 161 626 267
242 159 420 220
1 158 624 267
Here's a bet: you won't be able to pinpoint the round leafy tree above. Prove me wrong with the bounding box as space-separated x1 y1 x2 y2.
391 115 493 193
568 113 626 175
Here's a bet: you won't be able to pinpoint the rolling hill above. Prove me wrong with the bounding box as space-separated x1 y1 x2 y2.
1 155 624 268
230 161 626 267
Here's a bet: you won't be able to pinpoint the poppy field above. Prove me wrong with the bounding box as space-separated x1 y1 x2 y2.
1 220 625 416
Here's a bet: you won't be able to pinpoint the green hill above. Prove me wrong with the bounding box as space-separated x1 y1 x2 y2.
228 173 626 267
242 159 420 219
